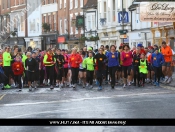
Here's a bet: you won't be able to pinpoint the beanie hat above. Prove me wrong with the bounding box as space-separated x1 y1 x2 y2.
137 43 142 47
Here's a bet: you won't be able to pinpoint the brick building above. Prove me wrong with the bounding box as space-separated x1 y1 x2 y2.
0 0 27 49
58 0 88 49
40 0 58 50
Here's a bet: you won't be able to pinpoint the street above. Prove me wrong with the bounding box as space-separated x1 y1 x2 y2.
0 84 175 131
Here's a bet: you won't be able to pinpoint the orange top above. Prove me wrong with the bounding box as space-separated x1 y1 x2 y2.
161 46 172 62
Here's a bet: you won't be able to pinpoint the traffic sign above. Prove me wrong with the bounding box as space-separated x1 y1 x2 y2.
118 11 129 23
120 34 127 39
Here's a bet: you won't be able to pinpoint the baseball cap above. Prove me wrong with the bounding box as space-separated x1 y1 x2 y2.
137 44 143 47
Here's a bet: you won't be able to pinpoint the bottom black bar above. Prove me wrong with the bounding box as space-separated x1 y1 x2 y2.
0 119 175 126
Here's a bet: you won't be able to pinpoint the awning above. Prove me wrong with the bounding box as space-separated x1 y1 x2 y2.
5 37 25 45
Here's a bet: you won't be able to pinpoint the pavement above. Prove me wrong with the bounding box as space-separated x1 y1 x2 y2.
0 81 175 131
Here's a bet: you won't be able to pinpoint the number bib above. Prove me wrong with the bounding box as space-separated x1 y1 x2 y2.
112 55 115 58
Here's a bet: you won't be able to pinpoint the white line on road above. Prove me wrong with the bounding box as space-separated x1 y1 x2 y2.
0 92 170 107
7 99 159 118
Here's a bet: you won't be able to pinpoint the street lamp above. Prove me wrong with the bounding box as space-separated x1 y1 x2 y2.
141 32 149 47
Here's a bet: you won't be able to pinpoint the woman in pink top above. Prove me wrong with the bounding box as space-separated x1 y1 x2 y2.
121 45 133 88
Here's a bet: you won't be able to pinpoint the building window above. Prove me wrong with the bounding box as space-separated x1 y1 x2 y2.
60 19 62 35
49 15 51 30
107 1 110 22
2 0 4 9
60 0 62 9
87 16 91 30
75 0 78 8
70 0 73 9
80 0 83 7
54 14 56 31
48 0 50 4
92 15 95 29
113 0 116 22
21 16 24 31
104 1 107 18
8 0 10 8
64 0 66 8
70 15 73 34
64 19 67 33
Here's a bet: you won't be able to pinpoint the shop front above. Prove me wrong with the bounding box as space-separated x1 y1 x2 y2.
129 30 152 48
151 22 175 46
24 37 42 50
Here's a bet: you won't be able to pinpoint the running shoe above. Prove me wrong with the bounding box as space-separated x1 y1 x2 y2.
29 86 32 91
56 83 59 87
98 86 102 91
111 85 114 89
128 82 131 86
90 85 93 89
156 82 160 87
86 83 89 87
153 82 157 86
50 85 54 90
166 78 172 84
4 84 11 89
123 84 126 88
163 77 168 84
96 80 99 86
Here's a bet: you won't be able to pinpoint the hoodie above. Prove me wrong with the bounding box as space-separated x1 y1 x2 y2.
151 53 165 67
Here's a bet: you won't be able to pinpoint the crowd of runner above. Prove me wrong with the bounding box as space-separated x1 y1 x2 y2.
0 41 174 92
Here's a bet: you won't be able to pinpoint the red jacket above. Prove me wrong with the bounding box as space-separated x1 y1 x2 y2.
12 61 24 75
68 53 82 68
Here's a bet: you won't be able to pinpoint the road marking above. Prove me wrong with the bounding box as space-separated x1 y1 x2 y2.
0 94 6 101
0 92 171 107
162 85 175 91
7 99 159 118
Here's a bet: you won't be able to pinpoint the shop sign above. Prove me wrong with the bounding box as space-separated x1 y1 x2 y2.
120 34 127 39
57 37 65 43
140 2 175 22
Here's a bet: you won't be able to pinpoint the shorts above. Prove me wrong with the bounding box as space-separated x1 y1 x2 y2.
79 68 86 72
64 68 68 78
162 62 171 67
57 69 64 81
148 64 154 71
27 71 35 82
117 66 123 72
34 71 39 81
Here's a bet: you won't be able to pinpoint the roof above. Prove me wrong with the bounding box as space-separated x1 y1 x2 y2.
83 0 97 9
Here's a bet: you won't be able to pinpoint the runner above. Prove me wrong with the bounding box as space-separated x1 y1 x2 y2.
138 53 148 87
106 45 120 89
161 41 173 84
121 45 133 88
133 47 141 87
62 49 69 86
12 56 24 91
79 51 86 88
151 47 164 86
94 48 107 90
83 52 95 89
3 46 12 89
68 48 82 89
25 52 37 91
55 49 65 88
43 48 56 89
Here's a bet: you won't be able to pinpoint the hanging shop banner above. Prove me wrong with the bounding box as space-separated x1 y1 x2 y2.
140 2 175 22
76 15 84 28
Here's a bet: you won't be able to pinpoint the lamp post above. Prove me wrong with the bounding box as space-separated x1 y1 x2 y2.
141 32 149 47
14 27 18 44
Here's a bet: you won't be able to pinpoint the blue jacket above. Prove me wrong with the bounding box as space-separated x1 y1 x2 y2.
106 52 119 67
151 53 165 67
